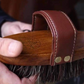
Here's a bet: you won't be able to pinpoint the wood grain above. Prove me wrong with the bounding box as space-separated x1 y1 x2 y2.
1 30 52 66
0 30 84 66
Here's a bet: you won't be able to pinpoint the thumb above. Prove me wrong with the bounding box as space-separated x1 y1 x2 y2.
0 38 23 57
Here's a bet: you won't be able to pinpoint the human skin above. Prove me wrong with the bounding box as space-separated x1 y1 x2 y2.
0 21 37 84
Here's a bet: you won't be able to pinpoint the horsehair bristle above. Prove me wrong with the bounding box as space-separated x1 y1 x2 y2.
5 59 84 83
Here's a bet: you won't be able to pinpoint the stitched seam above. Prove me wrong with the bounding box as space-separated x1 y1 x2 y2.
33 12 54 65
33 11 58 65
41 11 58 65
61 12 76 62
38 12 56 65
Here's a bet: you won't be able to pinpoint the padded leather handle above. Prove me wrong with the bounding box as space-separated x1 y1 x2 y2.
32 10 77 66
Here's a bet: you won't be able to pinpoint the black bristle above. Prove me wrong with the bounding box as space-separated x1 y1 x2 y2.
5 59 84 83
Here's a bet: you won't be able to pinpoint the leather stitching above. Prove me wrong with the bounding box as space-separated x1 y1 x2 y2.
61 12 76 62
33 11 58 65
41 11 58 65
33 11 76 65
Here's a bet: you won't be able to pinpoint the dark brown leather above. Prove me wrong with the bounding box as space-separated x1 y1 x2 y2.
32 10 77 66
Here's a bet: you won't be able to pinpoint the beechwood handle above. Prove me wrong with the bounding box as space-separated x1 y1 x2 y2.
0 30 83 66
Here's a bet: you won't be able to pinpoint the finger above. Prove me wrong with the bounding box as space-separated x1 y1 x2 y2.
1 22 23 37
0 38 23 57
0 62 21 84
9 25 23 35
22 74 38 84
13 22 32 31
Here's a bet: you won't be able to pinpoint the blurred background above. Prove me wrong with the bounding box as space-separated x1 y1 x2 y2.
1 0 84 30
75 0 84 30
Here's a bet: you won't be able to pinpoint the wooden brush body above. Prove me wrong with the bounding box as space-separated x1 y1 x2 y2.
0 30 83 66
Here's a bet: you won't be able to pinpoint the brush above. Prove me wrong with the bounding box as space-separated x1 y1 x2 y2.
0 10 84 83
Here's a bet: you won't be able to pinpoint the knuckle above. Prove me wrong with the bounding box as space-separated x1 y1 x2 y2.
14 21 21 25
9 25 18 29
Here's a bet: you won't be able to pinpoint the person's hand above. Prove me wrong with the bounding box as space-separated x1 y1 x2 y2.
0 62 38 84
1 21 32 57
0 21 37 84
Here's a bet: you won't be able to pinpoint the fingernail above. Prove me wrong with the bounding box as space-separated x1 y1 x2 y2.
29 74 39 82
34 73 39 81
8 41 18 55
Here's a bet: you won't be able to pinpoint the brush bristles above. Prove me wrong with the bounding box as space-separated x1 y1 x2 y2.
5 59 84 83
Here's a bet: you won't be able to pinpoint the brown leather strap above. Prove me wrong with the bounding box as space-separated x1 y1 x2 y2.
32 10 76 66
